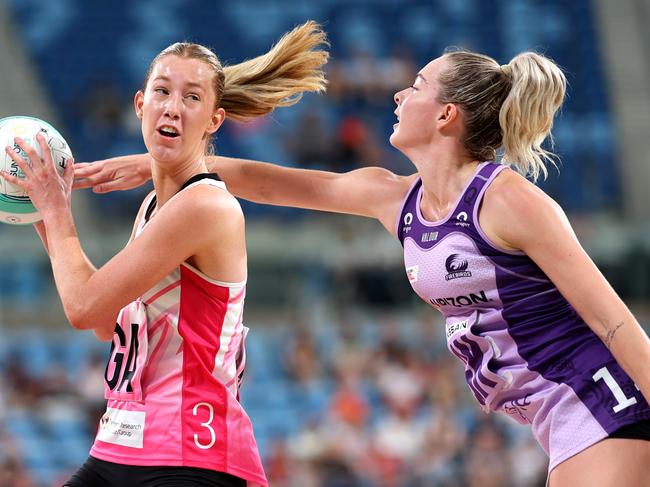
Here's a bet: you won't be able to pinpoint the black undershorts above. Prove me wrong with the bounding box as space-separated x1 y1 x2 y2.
63 456 246 487
609 419 650 441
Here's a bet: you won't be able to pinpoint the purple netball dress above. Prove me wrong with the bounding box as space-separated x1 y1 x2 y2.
396 161 650 470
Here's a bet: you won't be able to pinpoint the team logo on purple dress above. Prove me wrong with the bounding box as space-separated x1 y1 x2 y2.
445 254 472 280
454 211 471 227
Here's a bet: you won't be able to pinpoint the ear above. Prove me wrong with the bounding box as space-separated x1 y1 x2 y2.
206 107 226 135
437 103 459 129
134 90 145 119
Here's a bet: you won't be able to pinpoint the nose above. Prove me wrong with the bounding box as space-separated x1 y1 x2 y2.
164 94 182 119
394 89 404 106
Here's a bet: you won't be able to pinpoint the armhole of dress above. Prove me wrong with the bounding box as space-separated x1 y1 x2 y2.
144 174 225 225
473 165 526 256
394 177 421 243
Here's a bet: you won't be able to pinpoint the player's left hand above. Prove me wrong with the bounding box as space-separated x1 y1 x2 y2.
73 154 152 193
1 133 74 218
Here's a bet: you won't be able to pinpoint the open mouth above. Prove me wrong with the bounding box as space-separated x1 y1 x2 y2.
158 127 179 138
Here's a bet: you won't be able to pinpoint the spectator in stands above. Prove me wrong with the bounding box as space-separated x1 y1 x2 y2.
0 426 36 486
74 48 650 485
334 115 383 171
75 77 128 159
288 111 334 169
283 327 323 386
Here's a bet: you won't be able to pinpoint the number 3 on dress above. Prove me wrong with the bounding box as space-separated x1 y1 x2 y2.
193 402 216 449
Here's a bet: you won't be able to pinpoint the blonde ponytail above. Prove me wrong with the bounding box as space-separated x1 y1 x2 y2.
499 53 566 180
221 21 329 122
144 21 328 123
440 49 566 181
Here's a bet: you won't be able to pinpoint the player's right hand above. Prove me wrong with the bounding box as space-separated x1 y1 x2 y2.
73 154 152 193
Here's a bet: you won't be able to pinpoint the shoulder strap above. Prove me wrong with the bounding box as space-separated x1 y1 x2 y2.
180 172 222 191
144 173 222 223
396 177 422 246
450 163 505 224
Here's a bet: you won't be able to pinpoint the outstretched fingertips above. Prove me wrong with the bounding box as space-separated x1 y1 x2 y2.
5 142 32 175
0 169 22 186
11 137 31 162
16 135 43 167
5 144 23 166
13 137 27 154
36 133 51 163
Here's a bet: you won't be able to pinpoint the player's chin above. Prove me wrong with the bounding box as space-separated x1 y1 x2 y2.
148 148 181 165
388 128 401 149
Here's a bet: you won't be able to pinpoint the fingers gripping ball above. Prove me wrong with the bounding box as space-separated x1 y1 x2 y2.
0 116 72 224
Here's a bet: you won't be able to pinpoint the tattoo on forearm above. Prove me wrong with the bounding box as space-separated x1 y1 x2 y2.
604 322 624 348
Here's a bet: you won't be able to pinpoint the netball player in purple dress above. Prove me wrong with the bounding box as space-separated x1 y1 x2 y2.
76 49 650 486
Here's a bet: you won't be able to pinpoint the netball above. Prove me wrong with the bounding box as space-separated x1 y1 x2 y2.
0 116 71 224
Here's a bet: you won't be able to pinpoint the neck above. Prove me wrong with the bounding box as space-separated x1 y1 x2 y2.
406 142 480 221
151 156 208 207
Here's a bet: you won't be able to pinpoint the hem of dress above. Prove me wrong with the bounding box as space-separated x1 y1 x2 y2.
547 431 608 474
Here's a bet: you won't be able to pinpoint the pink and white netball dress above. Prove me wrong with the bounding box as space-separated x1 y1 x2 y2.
396 162 650 471
91 175 267 487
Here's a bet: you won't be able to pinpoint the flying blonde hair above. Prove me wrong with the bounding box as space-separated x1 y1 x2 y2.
144 21 329 122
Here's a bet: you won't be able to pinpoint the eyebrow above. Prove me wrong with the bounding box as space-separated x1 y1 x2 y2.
416 73 428 83
152 75 206 90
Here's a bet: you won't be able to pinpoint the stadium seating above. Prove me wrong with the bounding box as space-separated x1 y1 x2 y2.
5 0 618 215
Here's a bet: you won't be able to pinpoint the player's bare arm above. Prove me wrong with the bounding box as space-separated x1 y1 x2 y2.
75 153 417 235
481 170 650 402
208 156 418 234
76 185 241 333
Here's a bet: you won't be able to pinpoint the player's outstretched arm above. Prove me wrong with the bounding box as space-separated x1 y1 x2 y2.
208 155 416 233
75 153 416 235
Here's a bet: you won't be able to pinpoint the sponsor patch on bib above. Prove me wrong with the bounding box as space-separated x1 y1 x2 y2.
96 407 146 448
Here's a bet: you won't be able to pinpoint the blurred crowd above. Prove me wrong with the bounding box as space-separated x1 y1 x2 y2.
0 309 549 487
250 310 548 487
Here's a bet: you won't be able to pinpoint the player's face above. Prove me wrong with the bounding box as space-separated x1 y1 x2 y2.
389 56 449 153
135 55 225 166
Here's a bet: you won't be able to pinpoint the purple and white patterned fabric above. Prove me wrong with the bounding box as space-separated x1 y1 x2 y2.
396 162 650 470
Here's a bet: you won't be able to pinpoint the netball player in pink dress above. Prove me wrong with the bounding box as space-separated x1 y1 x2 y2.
3 22 328 487
76 49 650 486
